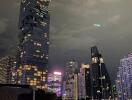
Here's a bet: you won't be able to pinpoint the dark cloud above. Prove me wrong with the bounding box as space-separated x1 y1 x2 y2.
49 0 132 83
0 0 20 56
0 0 132 83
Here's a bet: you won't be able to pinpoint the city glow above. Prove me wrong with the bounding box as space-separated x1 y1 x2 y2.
54 71 62 75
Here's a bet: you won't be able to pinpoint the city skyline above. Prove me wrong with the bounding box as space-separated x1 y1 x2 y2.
0 0 132 84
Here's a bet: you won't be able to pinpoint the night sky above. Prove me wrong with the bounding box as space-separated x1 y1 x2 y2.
0 0 132 83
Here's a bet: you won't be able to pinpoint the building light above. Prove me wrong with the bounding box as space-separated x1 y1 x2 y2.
34 42 42 46
36 50 41 53
47 42 50 44
81 64 90 68
37 43 42 46
41 22 47 26
27 77 30 80
44 33 48 38
97 90 101 93
100 58 104 63
34 78 37 81
23 7 26 11
54 72 62 75
34 68 38 71
21 0 26 3
34 42 37 45
27 34 31 37
18 81 21 84
34 73 37 76
92 57 98 64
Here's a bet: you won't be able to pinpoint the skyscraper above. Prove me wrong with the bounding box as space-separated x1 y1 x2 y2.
78 64 91 99
48 71 62 97
65 58 78 79
91 46 111 99
116 53 132 100
0 56 16 84
16 0 51 88
63 59 78 100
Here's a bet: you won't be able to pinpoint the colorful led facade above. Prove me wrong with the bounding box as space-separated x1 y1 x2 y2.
91 46 111 99
48 71 62 97
16 0 51 88
116 53 132 100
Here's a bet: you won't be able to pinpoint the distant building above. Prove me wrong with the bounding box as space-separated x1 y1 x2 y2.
63 59 79 100
0 56 16 84
116 53 132 100
91 46 111 99
78 64 91 100
16 0 51 88
48 71 62 97
78 64 91 99
111 85 118 99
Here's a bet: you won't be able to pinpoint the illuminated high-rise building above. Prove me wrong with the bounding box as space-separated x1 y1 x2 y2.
116 53 132 100
63 59 79 100
16 0 51 88
78 64 91 100
48 71 62 97
91 46 111 99
65 59 78 79
0 56 16 84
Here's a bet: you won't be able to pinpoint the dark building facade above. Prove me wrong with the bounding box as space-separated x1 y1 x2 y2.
16 0 51 88
0 84 57 100
90 46 111 99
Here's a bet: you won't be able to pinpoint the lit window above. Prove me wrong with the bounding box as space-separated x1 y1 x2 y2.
34 42 37 45
47 42 50 44
41 56 43 58
36 50 41 53
46 56 48 59
23 7 26 11
34 73 37 76
21 0 26 3
35 68 38 71
43 33 48 38
21 28 24 31
27 77 30 80
18 81 21 84
34 78 37 81
27 34 31 37
92 57 98 64
37 43 42 46
100 58 104 63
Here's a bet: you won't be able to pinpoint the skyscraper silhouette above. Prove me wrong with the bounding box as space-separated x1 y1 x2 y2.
91 46 111 99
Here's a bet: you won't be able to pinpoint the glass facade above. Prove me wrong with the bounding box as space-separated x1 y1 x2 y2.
116 54 132 100
16 0 51 88
91 46 111 99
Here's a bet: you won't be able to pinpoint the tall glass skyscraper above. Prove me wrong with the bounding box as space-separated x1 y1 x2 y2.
116 53 132 100
91 46 111 99
16 0 51 89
